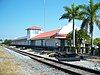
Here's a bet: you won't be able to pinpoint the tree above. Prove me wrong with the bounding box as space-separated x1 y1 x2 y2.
69 29 89 45
80 0 100 54
60 3 84 52
93 38 100 55
94 38 100 46
0 39 3 45
78 29 90 39
68 29 90 52
0 39 2 42
2 39 12 45
0 39 2 41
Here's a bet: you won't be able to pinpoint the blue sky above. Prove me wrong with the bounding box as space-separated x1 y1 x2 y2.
0 0 100 40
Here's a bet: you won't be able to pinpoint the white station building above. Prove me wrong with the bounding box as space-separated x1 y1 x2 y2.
12 23 78 47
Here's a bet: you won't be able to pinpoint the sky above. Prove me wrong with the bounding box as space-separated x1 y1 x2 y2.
0 0 100 40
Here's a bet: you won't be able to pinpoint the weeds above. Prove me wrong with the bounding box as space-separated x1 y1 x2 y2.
0 46 21 75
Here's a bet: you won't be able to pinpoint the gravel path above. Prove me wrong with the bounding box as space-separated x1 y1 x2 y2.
64 60 100 71
20 49 100 71
5 48 69 75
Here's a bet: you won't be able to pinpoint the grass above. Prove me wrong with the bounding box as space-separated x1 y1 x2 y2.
0 46 8 57
0 46 21 75
0 46 48 75
0 60 21 75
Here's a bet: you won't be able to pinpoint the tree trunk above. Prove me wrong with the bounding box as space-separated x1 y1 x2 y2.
60 39 65 51
91 32 94 55
73 19 75 47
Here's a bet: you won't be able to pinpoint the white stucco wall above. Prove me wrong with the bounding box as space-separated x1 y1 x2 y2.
34 39 60 47
43 39 60 47
35 40 42 46
12 40 29 45
27 30 44 39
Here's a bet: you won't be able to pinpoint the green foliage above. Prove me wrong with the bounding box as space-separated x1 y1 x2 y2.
94 38 100 46
2 39 12 45
60 3 83 21
77 29 90 40
80 0 100 49
69 29 90 39
0 39 2 41
60 0 100 54
80 0 100 34
0 39 3 44
94 38 100 55
68 29 90 45
60 3 84 48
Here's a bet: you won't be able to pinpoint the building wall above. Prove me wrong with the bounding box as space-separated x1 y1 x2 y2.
33 39 60 47
12 38 68 47
12 39 29 45
27 30 43 39
30 40 35 45
35 40 42 46
44 39 60 46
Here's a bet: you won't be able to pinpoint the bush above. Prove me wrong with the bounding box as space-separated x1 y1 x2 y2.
2 39 12 45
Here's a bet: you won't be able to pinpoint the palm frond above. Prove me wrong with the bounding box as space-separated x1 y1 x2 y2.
68 18 72 22
75 9 88 20
75 12 85 20
96 15 100 18
59 13 70 20
81 18 89 29
64 6 71 13
75 16 84 20
74 5 80 12
96 20 100 30
79 4 90 16
78 4 88 10
87 6 91 14
93 3 100 13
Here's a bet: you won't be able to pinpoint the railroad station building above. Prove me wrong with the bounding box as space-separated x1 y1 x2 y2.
11 22 79 50
12 23 77 46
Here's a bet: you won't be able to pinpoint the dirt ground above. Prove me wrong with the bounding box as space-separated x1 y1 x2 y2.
0 46 68 75
0 46 37 75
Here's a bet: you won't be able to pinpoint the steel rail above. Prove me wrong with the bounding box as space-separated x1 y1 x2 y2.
7 47 100 75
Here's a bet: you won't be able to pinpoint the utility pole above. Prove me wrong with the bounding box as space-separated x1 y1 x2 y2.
43 0 46 31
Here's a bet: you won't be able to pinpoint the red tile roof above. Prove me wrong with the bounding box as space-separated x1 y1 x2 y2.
54 34 69 39
26 26 41 30
32 29 60 39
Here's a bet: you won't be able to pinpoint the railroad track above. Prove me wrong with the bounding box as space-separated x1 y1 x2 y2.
7 47 100 75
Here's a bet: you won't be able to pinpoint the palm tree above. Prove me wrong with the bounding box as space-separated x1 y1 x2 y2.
60 3 83 53
80 0 100 55
68 29 90 53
